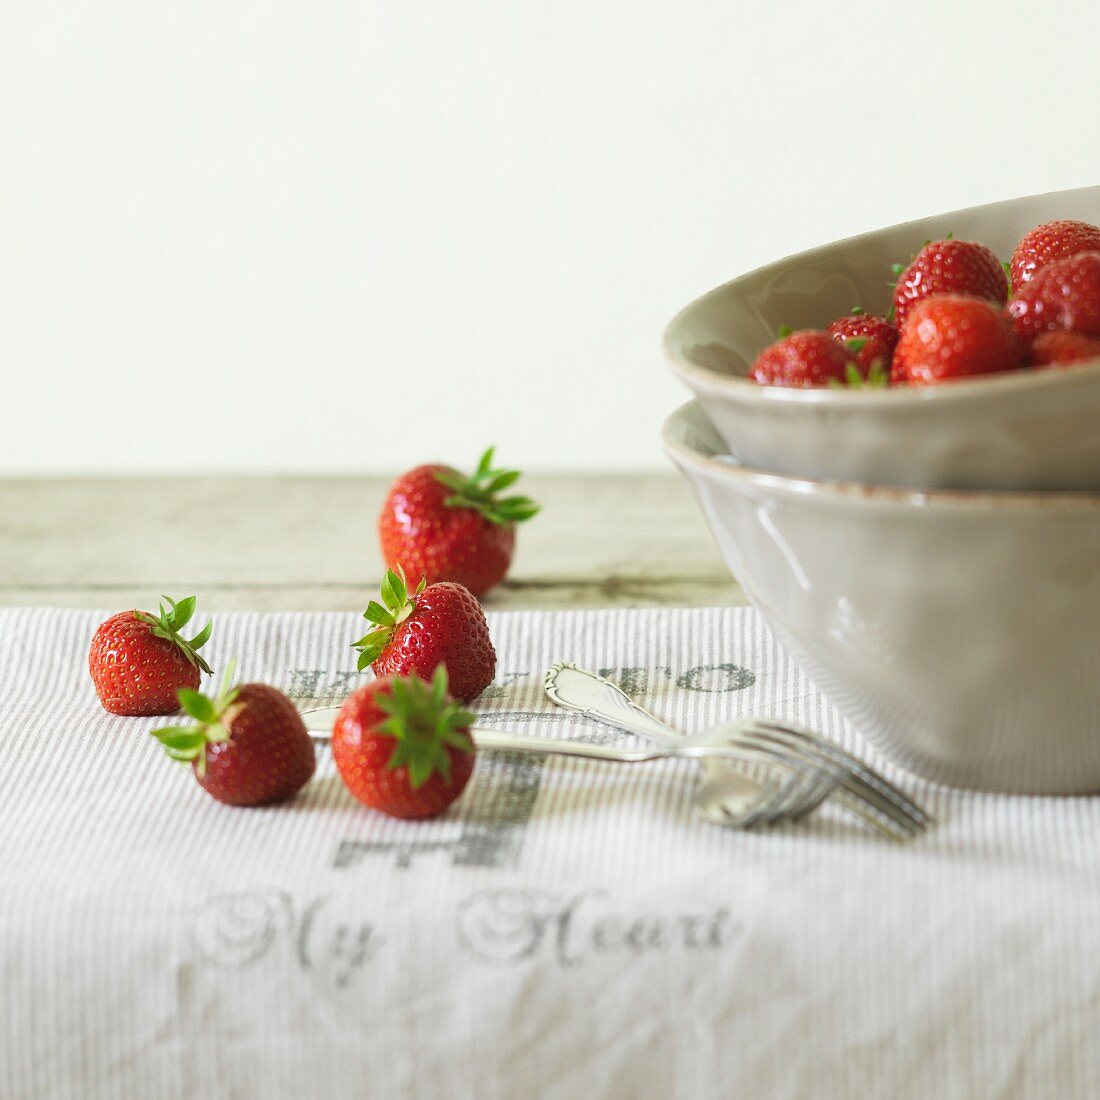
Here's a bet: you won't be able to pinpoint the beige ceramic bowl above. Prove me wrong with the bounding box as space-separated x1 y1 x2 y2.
664 400 1100 794
665 186 1100 491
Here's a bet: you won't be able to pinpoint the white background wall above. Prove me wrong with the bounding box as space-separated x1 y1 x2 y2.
3 1 1099 474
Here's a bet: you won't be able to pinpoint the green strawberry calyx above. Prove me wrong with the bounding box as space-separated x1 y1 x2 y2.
134 595 214 675
376 667 475 789
433 446 540 527
150 659 242 777
351 567 426 671
829 352 890 391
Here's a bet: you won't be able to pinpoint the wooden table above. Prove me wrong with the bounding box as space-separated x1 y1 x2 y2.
0 476 744 612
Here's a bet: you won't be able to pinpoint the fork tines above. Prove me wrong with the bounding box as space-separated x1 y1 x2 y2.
734 719 931 840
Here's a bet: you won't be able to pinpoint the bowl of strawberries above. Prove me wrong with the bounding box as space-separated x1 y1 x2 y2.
664 186 1100 490
664 188 1100 792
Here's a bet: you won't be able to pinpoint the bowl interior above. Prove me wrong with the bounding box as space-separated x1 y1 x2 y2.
665 186 1100 383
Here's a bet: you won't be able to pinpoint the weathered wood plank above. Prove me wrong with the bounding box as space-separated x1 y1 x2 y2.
0 475 745 611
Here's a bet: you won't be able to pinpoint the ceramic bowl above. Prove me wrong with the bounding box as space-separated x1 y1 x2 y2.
665 186 1100 491
663 400 1100 793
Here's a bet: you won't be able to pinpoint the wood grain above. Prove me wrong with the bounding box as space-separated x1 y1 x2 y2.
0 475 744 611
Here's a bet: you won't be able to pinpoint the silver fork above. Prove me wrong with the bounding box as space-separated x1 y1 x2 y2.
544 663 836 828
544 663 929 839
465 724 921 841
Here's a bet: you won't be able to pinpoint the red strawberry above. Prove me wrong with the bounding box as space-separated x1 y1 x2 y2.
332 668 475 819
379 447 539 597
826 310 898 375
151 665 316 806
1031 331 1100 369
1010 220 1100 287
89 595 213 716
893 239 1008 329
1008 251 1100 344
892 295 1023 385
750 330 860 387
352 568 496 702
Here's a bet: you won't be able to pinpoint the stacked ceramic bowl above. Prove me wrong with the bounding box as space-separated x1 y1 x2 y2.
663 186 1100 794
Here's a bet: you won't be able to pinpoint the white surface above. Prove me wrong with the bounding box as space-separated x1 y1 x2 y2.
3 1 1100 474
5 605 1100 1098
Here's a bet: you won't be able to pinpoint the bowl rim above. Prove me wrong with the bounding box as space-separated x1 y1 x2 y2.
663 185 1100 407
662 400 1100 510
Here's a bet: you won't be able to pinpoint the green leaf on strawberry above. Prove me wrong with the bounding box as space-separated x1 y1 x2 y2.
433 446 540 527
151 660 242 776
362 601 391 626
827 360 890 390
352 568 426 670
134 594 214 675
375 668 475 788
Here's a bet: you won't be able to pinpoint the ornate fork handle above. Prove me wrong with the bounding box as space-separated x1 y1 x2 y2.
543 662 685 744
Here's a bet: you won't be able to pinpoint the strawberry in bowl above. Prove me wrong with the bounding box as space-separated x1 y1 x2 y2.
1031 331 1100 369
1010 219 1100 287
892 238 1008 329
826 310 898 377
1008 251 1100 344
892 295 1023 385
751 330 858 388
663 185 1100 488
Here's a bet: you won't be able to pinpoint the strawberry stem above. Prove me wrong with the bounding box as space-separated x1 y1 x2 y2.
134 595 214 675
375 668 475 789
150 656 242 777
352 568 426 670
433 447 540 527
827 360 890 390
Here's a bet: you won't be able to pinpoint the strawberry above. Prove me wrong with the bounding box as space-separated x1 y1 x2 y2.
892 295 1023 385
151 664 315 806
378 447 539 597
89 595 213 716
1031 331 1100 369
1008 252 1100 344
1010 219 1100 288
750 330 860 387
352 568 496 702
826 310 898 375
892 239 1008 329
331 668 475 819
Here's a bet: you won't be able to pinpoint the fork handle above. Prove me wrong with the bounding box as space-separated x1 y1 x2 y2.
543 663 684 745
471 727 664 763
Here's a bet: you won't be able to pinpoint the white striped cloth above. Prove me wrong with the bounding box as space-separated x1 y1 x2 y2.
2 605 1100 1099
